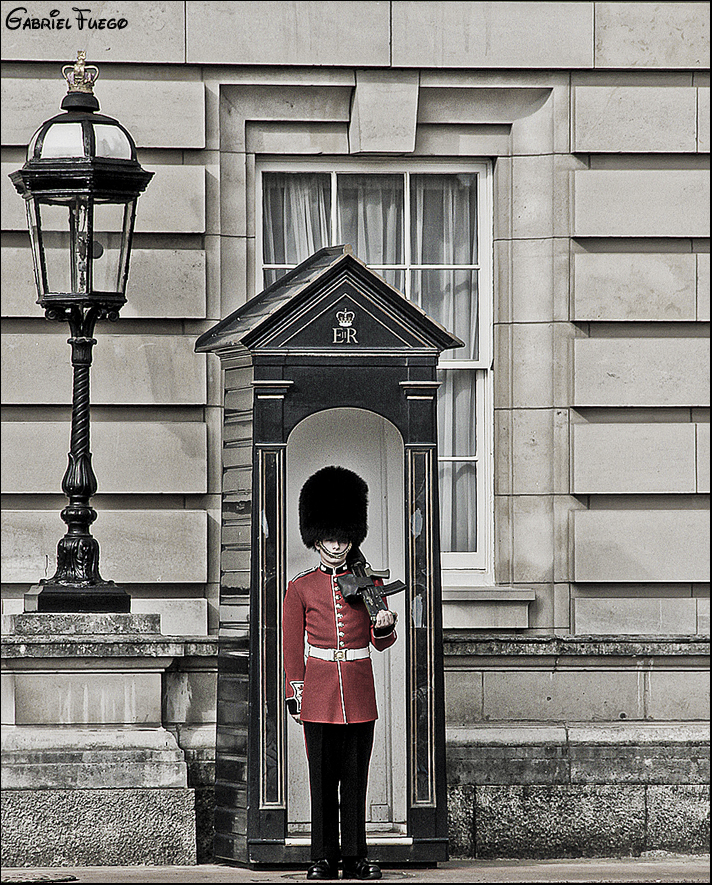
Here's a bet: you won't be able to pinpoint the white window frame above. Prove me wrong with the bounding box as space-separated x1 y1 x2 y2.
256 159 494 581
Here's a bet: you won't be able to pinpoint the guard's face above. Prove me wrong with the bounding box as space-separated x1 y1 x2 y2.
316 539 351 567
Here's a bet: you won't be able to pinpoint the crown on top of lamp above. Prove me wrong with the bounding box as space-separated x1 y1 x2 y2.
62 51 99 94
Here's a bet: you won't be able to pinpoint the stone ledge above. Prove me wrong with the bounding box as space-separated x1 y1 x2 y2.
444 633 710 657
2 612 161 636
442 587 536 601
2 600 211 637
3 760 188 790
446 722 711 787
1 726 190 789
442 589 535 630
447 722 710 745
1 635 219 660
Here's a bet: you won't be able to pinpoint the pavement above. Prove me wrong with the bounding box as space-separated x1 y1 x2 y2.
1 856 709 884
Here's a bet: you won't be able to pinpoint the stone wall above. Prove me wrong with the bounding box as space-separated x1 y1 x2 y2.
443 635 710 858
0 0 709 865
1 614 217 867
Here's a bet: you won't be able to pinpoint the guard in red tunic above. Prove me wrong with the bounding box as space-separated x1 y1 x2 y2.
284 466 398 881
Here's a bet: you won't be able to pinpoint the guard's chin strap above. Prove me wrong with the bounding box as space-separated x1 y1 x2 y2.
316 540 352 568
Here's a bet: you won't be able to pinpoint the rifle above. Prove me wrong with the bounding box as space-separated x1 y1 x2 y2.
337 548 406 624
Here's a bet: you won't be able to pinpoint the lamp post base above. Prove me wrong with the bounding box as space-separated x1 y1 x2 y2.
24 582 131 613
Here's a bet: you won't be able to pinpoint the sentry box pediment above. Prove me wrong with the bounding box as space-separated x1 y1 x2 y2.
195 245 463 360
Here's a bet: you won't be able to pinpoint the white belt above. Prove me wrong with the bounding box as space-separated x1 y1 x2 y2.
308 645 370 662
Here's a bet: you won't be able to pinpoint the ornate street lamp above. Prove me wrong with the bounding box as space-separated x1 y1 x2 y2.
10 52 153 612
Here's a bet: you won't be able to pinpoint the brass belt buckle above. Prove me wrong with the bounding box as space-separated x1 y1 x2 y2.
333 649 346 661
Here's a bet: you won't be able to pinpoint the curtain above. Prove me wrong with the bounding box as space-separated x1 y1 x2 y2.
262 172 330 270
336 173 404 265
437 372 478 551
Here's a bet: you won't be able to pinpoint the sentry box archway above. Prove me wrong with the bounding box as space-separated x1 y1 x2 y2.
196 245 462 866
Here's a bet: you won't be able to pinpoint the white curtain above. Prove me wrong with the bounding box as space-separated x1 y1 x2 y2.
336 174 403 265
410 173 479 358
437 372 478 551
262 172 330 270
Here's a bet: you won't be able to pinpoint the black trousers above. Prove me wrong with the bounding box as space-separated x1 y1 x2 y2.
303 720 375 862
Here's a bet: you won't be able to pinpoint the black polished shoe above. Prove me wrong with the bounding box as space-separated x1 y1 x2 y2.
306 858 339 880
342 858 382 880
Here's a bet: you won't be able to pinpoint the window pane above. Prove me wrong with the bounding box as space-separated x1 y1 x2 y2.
437 370 476 458
263 268 291 288
438 370 477 554
412 270 479 360
377 269 405 291
262 172 330 265
337 174 404 265
439 461 477 552
410 173 478 265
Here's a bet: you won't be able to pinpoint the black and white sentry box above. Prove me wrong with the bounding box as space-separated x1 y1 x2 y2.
196 245 462 867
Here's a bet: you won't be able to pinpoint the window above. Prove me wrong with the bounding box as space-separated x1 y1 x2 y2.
259 162 493 575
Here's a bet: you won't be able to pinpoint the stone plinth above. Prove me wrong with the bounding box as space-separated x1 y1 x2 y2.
1 788 197 867
0 613 207 867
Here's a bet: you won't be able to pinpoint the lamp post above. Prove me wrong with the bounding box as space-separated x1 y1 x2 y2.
10 52 153 613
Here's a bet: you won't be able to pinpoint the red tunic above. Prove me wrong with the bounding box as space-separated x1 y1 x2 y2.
283 564 397 724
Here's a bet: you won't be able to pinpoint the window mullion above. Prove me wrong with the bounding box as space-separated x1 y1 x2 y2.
331 171 338 246
404 172 411 302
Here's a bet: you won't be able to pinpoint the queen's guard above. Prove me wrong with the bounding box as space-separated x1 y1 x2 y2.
283 466 399 880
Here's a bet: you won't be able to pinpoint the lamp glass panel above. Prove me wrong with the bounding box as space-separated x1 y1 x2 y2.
91 201 131 293
117 199 137 296
93 123 132 160
27 127 41 159
38 122 85 159
26 199 47 297
32 202 75 294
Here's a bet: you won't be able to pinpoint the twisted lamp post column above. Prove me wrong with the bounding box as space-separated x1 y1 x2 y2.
42 306 122 607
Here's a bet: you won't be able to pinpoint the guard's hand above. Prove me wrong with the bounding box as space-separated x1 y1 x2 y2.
290 712 303 725
375 609 396 631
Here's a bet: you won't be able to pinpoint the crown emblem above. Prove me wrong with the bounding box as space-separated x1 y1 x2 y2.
62 51 99 94
336 307 355 327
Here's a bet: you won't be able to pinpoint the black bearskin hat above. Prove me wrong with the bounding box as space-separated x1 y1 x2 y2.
299 466 368 550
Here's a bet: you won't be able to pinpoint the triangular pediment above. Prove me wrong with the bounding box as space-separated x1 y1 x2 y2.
246 270 446 352
195 245 463 357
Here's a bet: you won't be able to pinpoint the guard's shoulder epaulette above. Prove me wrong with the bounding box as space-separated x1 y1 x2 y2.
290 566 319 583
